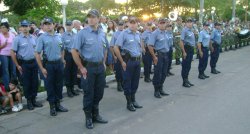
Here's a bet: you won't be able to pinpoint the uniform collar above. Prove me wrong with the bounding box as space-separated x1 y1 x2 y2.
157 28 165 33
65 31 74 35
44 32 59 36
20 33 32 38
86 26 102 33
126 28 139 34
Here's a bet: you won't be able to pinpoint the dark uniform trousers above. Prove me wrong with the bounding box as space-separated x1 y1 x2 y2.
122 59 141 96
64 51 77 89
198 46 209 74
167 47 173 73
81 63 105 111
210 43 220 69
44 60 64 103
21 59 39 99
114 60 123 82
181 45 194 80
142 47 152 79
153 52 169 88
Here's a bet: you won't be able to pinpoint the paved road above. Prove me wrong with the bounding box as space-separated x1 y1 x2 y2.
1 46 250 134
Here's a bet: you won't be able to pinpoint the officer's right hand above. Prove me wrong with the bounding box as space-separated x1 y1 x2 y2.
122 61 126 71
183 52 187 59
80 67 87 79
153 56 158 65
17 65 23 75
41 68 48 78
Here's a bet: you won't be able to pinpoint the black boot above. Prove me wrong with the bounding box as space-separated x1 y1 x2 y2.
92 108 108 123
198 74 206 79
182 79 191 88
84 110 94 129
125 95 136 111
49 102 57 116
32 97 43 107
187 78 194 86
168 71 174 76
27 99 34 110
159 86 169 96
211 68 218 74
117 81 123 92
144 77 152 83
203 73 210 78
154 86 161 98
55 101 68 112
71 88 79 96
131 94 143 108
67 87 74 98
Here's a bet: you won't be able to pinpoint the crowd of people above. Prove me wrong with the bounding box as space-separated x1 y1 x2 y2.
0 8 249 129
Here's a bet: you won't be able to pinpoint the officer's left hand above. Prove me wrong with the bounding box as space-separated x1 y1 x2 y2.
17 65 23 75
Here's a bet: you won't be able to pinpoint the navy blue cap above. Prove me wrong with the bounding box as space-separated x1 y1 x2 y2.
66 20 72 26
129 17 138 23
20 20 30 26
158 18 166 22
186 17 193 22
214 22 222 26
43 17 54 24
118 21 124 25
87 9 100 18
203 22 210 26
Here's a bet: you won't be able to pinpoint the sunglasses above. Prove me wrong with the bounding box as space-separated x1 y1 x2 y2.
159 22 166 24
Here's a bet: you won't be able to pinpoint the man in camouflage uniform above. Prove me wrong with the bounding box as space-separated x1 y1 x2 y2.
173 17 183 65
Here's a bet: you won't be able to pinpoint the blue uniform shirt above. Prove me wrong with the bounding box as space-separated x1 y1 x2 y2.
62 31 76 52
141 30 152 46
35 32 63 61
211 28 222 45
166 31 174 48
72 26 108 62
115 28 141 57
12 33 36 60
148 28 170 52
198 29 210 47
181 27 196 46
110 30 122 47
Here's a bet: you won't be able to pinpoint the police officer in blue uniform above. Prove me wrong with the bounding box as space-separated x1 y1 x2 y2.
180 18 196 88
197 22 210 79
71 9 108 129
62 20 79 97
114 17 143 112
11 20 43 110
110 21 124 92
166 22 175 76
35 17 68 116
141 22 153 83
210 22 222 74
148 18 170 98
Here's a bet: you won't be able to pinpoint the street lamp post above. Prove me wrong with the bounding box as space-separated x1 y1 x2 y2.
211 7 216 22
199 0 204 23
61 0 68 28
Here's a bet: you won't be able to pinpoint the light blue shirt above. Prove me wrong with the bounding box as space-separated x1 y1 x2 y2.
148 28 170 52
12 33 36 60
211 28 222 45
110 30 122 47
141 30 152 46
35 32 63 61
115 28 141 57
72 26 108 62
198 29 210 47
181 27 196 46
166 31 174 48
62 31 76 52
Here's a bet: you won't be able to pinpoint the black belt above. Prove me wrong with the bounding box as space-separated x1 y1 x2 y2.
85 61 103 67
47 60 62 64
156 51 168 56
20 59 36 64
129 57 141 61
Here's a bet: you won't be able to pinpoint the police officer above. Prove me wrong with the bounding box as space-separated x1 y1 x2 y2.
35 17 68 116
114 16 143 111
166 22 175 76
148 18 170 98
141 22 153 83
62 20 79 97
180 18 196 88
71 9 108 129
11 20 43 110
210 22 222 74
110 21 124 92
197 22 210 79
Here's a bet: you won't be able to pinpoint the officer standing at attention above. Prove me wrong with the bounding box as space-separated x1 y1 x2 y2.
110 21 124 92
35 17 68 116
166 22 175 76
62 20 79 97
114 17 143 112
141 22 153 83
210 22 222 74
71 9 108 129
197 22 210 79
148 18 170 98
180 18 196 88
11 20 43 110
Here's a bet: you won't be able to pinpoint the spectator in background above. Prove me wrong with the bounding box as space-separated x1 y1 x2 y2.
0 82 9 114
106 20 116 73
0 22 17 90
57 26 65 36
72 20 83 33
7 79 23 112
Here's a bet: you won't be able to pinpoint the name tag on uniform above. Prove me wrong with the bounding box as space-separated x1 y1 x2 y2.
20 43 28 46
129 39 134 42
188 33 193 36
